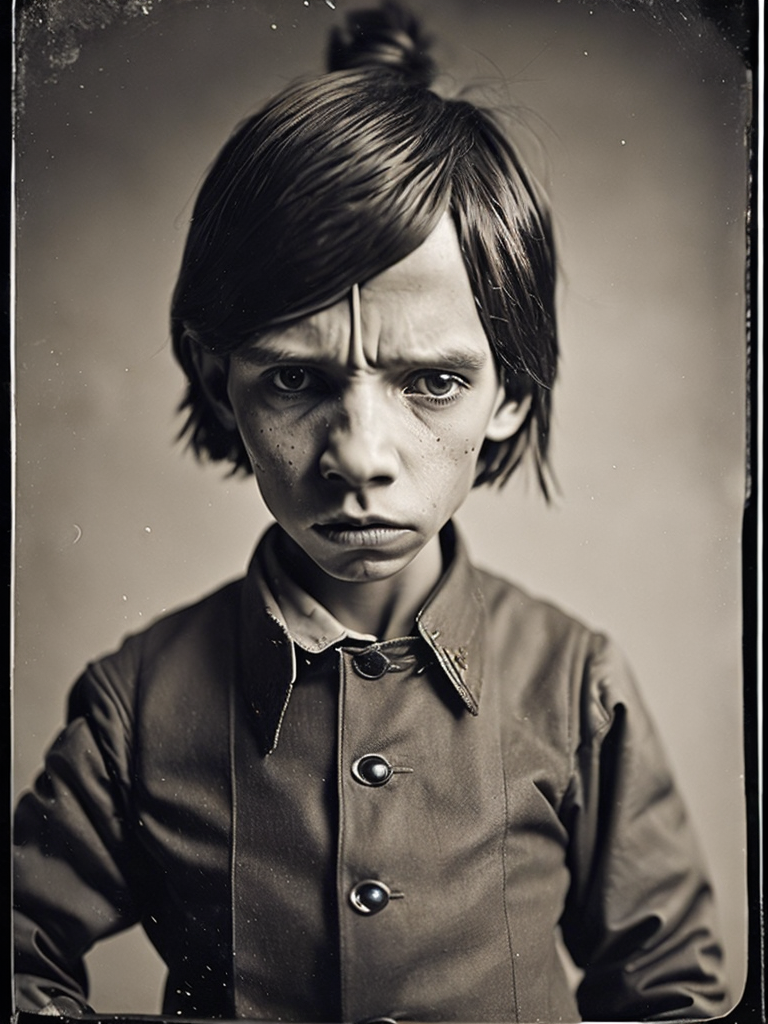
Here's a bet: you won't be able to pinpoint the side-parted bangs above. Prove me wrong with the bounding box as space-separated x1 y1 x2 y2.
171 66 558 494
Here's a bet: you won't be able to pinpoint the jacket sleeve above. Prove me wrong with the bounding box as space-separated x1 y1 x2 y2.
559 635 730 1021
13 658 153 1016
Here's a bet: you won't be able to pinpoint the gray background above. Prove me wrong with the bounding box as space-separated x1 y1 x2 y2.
14 0 749 1014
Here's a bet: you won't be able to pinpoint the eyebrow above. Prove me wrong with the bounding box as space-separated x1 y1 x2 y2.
236 341 490 373
236 343 329 367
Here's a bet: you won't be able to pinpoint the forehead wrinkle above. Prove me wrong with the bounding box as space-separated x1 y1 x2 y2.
347 284 371 370
370 300 491 370
384 346 490 372
237 331 328 366
239 307 350 365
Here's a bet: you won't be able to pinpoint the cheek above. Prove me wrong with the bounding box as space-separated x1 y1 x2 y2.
412 405 489 472
237 411 309 479
410 433 483 511
251 442 304 488
434 395 500 481
248 434 311 521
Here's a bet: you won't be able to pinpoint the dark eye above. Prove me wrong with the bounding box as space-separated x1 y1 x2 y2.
271 367 313 392
407 373 465 400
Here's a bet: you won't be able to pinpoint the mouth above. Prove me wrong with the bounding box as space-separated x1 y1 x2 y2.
312 519 412 547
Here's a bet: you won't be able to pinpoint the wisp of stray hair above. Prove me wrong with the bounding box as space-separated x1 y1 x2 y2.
171 1 558 495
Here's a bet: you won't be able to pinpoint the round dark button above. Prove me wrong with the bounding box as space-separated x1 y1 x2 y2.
352 754 393 787
352 649 390 679
349 880 390 915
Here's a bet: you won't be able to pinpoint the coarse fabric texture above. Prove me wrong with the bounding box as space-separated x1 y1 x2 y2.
14 524 728 1022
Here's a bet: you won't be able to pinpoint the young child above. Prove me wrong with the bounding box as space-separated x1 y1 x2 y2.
14 4 729 1021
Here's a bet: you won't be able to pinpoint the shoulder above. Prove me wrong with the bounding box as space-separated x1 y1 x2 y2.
123 575 244 663
70 575 246 728
472 564 641 739
473 563 602 659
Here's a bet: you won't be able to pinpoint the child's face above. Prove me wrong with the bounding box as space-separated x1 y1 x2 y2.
222 215 528 584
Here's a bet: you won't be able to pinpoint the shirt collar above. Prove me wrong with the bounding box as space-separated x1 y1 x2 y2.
256 527 377 653
238 521 487 755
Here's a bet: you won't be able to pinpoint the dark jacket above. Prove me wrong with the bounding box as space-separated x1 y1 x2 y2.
14 525 728 1022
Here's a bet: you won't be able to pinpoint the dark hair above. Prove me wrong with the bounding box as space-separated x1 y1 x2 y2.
171 1 558 494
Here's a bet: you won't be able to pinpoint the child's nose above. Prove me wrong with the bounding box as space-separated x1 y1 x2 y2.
318 387 400 488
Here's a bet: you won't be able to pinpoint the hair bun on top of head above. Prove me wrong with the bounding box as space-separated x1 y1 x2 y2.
327 1 436 88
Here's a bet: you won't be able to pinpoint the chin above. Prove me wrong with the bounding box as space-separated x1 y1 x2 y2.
315 551 415 584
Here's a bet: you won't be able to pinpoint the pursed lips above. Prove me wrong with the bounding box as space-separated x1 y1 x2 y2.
315 515 406 529
312 518 413 545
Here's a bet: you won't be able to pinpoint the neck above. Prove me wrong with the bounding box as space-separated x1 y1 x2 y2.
278 532 444 640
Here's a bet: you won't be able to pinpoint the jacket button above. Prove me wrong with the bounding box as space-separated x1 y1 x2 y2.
352 754 393 787
352 649 390 679
349 880 390 914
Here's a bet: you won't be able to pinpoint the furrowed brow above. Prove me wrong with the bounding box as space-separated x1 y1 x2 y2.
390 348 489 372
235 341 331 367
235 340 489 373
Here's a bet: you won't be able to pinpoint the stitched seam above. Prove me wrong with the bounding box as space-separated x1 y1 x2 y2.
500 728 520 1022
268 639 297 754
565 634 613 808
335 650 349 1021
81 663 136 836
